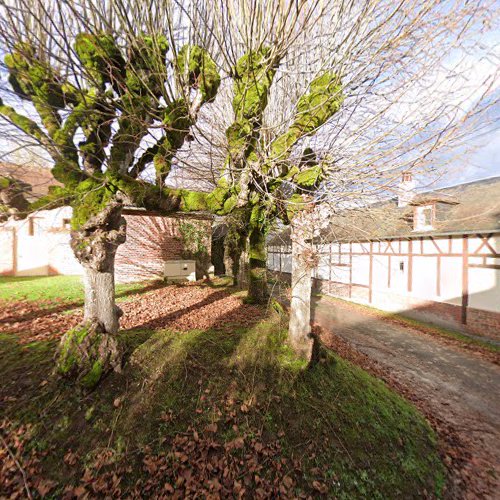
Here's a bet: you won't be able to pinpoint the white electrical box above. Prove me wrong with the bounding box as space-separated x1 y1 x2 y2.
164 260 196 282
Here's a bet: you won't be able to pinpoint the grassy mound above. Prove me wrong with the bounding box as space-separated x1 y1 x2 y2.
0 311 444 498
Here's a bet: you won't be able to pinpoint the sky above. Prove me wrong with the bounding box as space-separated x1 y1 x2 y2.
0 6 498 192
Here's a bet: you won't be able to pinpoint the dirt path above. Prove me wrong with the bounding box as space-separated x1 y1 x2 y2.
313 297 500 499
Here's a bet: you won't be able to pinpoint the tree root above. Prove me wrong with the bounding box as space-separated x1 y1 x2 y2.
55 320 123 390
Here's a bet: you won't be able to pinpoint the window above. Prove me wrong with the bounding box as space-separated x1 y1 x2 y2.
414 204 434 231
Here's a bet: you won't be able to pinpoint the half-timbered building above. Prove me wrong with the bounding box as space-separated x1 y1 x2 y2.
268 175 500 341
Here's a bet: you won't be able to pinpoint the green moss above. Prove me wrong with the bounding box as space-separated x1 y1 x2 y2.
74 33 125 87
80 361 103 389
179 190 208 211
177 45 221 102
127 34 169 96
0 176 11 189
268 72 343 170
4 43 65 110
151 99 192 179
0 99 47 142
223 194 238 213
233 48 276 122
285 193 306 220
51 160 84 187
248 222 267 263
205 180 232 214
56 324 92 375
295 165 323 188
226 119 253 159
293 71 343 133
71 178 114 229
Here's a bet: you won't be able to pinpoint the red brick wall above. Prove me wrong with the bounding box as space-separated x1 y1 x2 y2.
466 307 500 341
115 215 211 283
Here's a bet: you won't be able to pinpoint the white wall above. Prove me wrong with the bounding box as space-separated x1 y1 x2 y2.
268 233 500 315
0 206 83 276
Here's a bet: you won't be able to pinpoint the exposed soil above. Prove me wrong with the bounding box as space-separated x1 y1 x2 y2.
0 282 265 343
313 296 500 499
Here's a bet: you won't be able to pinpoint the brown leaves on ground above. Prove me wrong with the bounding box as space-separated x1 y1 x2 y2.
0 420 42 499
1 416 322 499
0 300 82 343
0 283 265 344
119 284 264 333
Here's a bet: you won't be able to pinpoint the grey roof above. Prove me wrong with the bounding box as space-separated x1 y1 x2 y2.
269 176 500 245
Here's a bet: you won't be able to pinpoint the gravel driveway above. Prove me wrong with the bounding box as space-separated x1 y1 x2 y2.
313 296 500 499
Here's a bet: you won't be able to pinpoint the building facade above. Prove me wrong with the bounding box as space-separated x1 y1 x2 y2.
268 176 500 341
0 163 212 283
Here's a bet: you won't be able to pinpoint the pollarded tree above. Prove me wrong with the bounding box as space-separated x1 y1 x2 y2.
179 0 497 360
202 48 343 304
0 0 221 387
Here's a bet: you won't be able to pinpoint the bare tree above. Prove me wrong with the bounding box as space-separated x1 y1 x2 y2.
0 0 222 386
179 0 498 359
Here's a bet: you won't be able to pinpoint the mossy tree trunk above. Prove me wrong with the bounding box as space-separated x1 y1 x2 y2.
55 199 126 388
288 216 315 361
247 226 269 304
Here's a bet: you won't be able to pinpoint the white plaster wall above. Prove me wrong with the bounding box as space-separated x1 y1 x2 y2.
317 251 330 279
0 229 14 274
389 256 408 292
372 255 389 290
331 265 350 284
412 255 437 300
440 256 462 306
268 234 499 317
469 266 500 313
1 206 82 277
16 235 49 275
351 255 369 286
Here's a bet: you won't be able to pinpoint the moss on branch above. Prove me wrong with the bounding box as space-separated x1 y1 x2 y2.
74 33 125 88
233 48 276 122
268 72 343 171
177 45 221 103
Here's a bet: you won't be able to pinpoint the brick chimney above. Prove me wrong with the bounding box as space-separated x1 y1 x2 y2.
397 171 416 207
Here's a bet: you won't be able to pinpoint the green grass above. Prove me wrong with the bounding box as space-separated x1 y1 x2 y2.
0 275 162 304
0 310 445 498
319 294 500 354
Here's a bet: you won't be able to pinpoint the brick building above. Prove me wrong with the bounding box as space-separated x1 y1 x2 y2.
0 163 212 283
268 175 500 341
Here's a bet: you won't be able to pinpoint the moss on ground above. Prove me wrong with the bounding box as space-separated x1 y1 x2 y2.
0 299 445 497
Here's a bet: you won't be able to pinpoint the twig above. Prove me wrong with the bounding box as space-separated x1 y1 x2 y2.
0 433 33 499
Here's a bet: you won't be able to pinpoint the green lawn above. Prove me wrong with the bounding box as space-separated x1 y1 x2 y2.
0 303 445 498
0 275 161 304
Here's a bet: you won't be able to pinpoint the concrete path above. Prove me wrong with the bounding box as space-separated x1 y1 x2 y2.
312 296 500 498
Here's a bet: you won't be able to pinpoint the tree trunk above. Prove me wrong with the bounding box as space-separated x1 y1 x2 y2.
247 226 269 304
55 200 126 389
288 219 314 361
231 253 240 287
83 267 120 334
